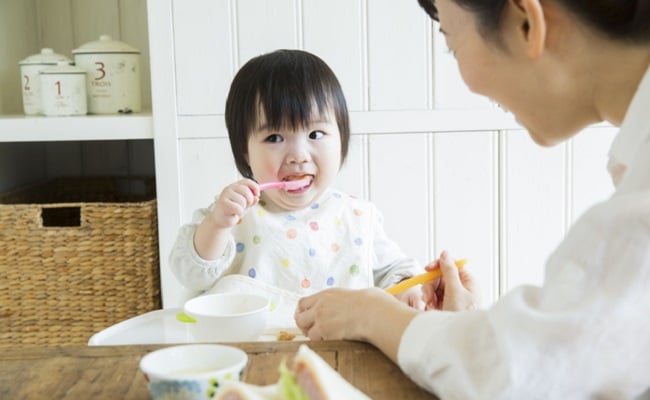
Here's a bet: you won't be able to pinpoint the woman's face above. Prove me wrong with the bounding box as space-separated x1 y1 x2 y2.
436 0 598 146
246 107 342 212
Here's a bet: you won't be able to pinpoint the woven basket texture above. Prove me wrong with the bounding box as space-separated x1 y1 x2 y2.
0 177 161 348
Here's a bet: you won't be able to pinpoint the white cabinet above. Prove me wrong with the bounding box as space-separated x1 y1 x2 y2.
0 0 154 192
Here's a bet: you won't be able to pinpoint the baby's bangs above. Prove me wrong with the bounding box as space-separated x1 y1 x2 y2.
257 67 338 131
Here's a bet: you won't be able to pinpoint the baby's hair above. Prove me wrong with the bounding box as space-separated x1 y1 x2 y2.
225 49 350 179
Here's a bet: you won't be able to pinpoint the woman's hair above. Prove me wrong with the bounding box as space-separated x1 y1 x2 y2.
225 49 350 179
417 0 650 44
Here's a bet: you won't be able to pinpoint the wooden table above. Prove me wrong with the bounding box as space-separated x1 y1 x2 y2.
0 340 438 399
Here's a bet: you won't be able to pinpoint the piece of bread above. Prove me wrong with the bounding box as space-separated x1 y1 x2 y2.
217 381 280 400
276 331 296 341
216 344 371 400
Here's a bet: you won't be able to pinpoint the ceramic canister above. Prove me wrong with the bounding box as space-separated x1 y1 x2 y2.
19 48 73 115
39 61 87 117
72 35 141 114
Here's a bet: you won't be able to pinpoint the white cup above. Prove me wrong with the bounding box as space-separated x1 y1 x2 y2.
140 344 248 400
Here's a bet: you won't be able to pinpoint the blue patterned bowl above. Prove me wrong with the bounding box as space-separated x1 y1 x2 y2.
140 344 247 399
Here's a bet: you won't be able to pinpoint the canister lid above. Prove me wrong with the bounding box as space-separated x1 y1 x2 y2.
72 35 140 54
40 61 87 75
19 48 72 66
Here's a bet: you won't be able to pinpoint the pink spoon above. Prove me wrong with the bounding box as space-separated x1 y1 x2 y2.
258 177 311 191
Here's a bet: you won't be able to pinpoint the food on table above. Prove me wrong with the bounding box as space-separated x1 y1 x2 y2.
216 344 370 399
276 331 296 341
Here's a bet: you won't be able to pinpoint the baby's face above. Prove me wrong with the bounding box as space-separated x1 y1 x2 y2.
247 108 342 212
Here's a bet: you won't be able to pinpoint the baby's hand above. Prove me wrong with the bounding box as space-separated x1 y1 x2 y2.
209 179 259 229
395 285 425 310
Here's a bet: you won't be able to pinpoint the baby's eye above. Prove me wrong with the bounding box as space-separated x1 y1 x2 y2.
309 130 325 140
264 133 284 143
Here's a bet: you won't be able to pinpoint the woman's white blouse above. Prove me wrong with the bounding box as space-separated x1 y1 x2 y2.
398 67 650 399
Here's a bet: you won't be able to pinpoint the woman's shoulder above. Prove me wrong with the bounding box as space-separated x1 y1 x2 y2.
553 188 650 277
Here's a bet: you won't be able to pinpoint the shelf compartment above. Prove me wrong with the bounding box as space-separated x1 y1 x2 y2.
0 113 152 142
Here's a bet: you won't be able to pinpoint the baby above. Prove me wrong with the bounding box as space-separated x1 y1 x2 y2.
170 49 424 329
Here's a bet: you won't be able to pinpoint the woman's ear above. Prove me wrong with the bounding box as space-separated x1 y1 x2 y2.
509 0 546 59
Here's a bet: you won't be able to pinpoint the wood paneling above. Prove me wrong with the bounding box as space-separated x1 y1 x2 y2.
369 133 430 266
173 0 232 115
367 0 429 110
179 138 238 223
303 0 365 111
236 0 298 63
433 131 499 303
501 130 566 292
160 0 618 307
571 127 617 222
0 0 39 114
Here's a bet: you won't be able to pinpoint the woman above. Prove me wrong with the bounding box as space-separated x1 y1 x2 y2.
294 0 650 398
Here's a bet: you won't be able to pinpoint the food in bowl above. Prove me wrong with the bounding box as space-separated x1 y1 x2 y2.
183 293 270 342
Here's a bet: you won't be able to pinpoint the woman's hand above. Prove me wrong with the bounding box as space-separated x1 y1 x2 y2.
395 285 425 310
295 287 418 363
422 251 480 311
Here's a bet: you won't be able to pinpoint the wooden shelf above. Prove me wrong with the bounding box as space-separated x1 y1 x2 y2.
0 113 153 143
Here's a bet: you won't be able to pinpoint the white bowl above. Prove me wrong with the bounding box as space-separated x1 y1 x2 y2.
183 293 270 342
139 344 247 400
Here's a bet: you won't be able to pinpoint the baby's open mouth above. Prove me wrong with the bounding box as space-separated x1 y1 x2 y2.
283 175 312 191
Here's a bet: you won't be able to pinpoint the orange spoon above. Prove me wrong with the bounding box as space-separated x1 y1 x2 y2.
386 258 467 295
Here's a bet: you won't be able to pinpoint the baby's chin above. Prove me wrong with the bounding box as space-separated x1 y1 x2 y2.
261 194 316 213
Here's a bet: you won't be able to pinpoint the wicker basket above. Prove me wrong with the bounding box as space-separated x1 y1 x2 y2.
0 177 161 348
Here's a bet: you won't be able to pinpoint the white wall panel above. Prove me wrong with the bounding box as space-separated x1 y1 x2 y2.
571 127 617 222
303 0 365 111
36 0 74 54
0 0 38 114
367 0 429 110
336 134 368 199
433 132 499 304
71 0 120 45
368 134 430 267
179 138 239 223
155 0 621 306
173 0 232 115
120 0 152 110
236 0 298 65
502 130 566 292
